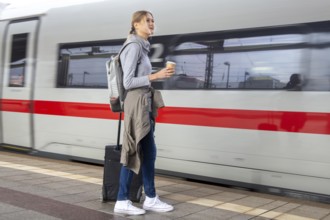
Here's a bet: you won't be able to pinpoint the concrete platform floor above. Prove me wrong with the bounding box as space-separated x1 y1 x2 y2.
0 151 329 220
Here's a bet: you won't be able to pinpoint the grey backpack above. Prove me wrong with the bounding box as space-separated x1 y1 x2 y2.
106 42 141 112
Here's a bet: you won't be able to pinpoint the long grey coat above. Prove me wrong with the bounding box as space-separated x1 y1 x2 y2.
120 87 164 174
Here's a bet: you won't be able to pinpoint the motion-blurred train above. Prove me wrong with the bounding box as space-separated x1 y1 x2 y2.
1 0 330 202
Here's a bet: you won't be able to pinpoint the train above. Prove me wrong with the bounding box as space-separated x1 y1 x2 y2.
1 0 330 202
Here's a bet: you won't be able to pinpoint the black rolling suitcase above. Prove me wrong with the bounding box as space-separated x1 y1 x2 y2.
102 112 143 203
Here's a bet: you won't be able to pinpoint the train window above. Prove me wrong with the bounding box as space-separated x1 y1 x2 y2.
303 32 330 91
152 42 206 90
57 22 330 91
163 32 310 90
8 33 28 87
214 47 306 90
57 43 122 88
159 53 206 90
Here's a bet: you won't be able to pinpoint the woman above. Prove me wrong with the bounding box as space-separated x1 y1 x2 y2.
114 10 175 215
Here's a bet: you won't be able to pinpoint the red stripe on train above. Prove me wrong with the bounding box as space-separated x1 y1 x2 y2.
157 107 330 134
1 99 330 135
34 100 119 120
0 99 31 113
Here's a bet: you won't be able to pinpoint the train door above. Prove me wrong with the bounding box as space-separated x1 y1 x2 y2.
0 19 39 148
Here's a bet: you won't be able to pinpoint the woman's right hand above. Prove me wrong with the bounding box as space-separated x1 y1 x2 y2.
148 67 175 81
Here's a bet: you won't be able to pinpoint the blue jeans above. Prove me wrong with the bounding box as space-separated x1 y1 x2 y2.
117 121 156 200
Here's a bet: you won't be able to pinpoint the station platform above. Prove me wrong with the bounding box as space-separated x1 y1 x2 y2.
0 150 329 220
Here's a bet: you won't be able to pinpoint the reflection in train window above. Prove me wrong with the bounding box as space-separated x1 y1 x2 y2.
223 34 304 47
304 32 330 91
9 34 28 87
57 25 330 91
164 33 310 90
160 54 206 89
57 43 122 88
219 34 307 90
213 49 306 89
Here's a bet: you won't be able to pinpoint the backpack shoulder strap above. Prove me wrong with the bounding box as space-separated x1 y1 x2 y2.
118 41 142 64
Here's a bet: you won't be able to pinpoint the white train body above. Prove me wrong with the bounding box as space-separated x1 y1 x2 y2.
1 0 330 200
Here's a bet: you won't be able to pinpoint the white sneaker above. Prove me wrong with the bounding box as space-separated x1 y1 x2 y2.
114 200 146 215
143 195 174 212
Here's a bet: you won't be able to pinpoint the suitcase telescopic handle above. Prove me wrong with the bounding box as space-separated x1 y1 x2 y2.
116 112 122 150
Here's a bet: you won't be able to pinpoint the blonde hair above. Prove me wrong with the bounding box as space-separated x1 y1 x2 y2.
130 10 153 34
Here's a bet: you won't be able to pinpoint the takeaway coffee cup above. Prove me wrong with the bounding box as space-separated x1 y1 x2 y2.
166 61 176 69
